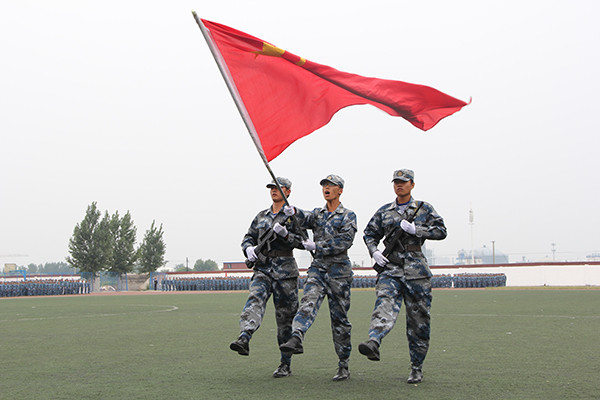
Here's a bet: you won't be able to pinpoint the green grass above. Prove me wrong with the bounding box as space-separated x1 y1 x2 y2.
1 289 599 399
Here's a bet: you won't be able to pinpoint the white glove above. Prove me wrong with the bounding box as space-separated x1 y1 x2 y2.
302 239 316 252
273 222 288 237
283 205 295 216
401 220 416 235
246 246 258 262
372 250 389 267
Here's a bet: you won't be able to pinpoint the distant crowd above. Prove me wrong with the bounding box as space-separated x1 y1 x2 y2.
0 279 90 297
0 273 507 297
452 273 507 288
158 273 507 292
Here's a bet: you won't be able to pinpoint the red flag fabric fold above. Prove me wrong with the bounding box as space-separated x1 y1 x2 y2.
202 19 468 161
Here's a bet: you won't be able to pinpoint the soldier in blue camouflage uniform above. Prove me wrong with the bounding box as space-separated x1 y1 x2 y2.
229 177 306 378
279 174 357 381
358 169 447 384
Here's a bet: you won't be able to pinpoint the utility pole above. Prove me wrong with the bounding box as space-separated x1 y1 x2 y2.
469 206 475 264
551 243 556 262
491 241 495 264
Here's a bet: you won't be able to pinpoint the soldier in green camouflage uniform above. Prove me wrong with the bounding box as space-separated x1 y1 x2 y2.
229 177 306 378
279 174 357 381
358 169 447 384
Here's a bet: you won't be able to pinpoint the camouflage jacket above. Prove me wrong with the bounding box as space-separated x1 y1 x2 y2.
296 203 357 278
363 197 447 280
241 206 306 280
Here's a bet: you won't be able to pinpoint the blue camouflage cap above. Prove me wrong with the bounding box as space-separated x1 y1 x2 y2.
320 174 344 188
267 177 292 189
392 169 415 182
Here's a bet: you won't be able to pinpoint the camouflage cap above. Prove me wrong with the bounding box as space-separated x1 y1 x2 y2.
319 174 344 188
266 177 292 189
392 169 415 182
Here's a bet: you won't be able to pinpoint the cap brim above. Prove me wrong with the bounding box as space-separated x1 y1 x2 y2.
320 179 343 188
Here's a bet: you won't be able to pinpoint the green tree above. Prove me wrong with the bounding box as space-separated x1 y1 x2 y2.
45 262 77 274
30 262 77 275
99 211 113 270
137 221 166 273
107 210 138 275
66 202 112 276
173 264 187 272
194 259 219 271
27 263 39 274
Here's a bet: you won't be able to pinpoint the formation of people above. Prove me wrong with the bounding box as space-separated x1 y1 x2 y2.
229 169 446 384
160 276 250 291
0 279 90 297
160 273 506 291
452 273 507 288
1 270 506 298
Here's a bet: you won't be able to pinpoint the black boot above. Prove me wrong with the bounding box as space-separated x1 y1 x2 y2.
407 365 423 383
332 366 350 381
358 339 380 361
272 363 292 378
229 335 249 356
279 335 304 354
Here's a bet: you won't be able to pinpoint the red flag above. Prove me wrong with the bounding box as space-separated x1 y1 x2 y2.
201 19 468 162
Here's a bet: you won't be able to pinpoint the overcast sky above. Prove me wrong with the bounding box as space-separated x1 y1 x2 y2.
2 0 599 270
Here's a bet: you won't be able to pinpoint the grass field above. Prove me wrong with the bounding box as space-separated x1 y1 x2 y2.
1 288 599 399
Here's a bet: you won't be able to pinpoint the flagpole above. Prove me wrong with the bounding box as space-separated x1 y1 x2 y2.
192 12 306 237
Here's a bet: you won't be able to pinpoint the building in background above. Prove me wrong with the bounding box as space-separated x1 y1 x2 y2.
455 245 509 265
223 261 246 270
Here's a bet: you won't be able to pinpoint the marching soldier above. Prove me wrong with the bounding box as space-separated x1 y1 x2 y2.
279 174 357 381
229 177 306 378
358 169 447 384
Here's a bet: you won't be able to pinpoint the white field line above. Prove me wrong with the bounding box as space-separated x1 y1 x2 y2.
1 304 179 322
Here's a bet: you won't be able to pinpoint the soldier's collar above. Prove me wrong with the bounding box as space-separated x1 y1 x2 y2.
386 197 416 212
320 203 344 213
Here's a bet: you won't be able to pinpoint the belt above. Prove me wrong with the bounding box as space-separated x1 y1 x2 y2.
267 250 293 257
405 245 422 252
316 250 348 259
389 245 421 261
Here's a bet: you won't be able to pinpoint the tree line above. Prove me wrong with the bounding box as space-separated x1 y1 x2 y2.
173 258 219 272
26 261 77 275
66 202 166 276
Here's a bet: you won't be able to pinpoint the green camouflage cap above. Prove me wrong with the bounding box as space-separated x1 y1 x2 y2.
392 169 415 182
320 174 344 188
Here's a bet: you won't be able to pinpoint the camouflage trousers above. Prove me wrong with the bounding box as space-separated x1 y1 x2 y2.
291 270 353 368
239 271 298 364
367 274 432 367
